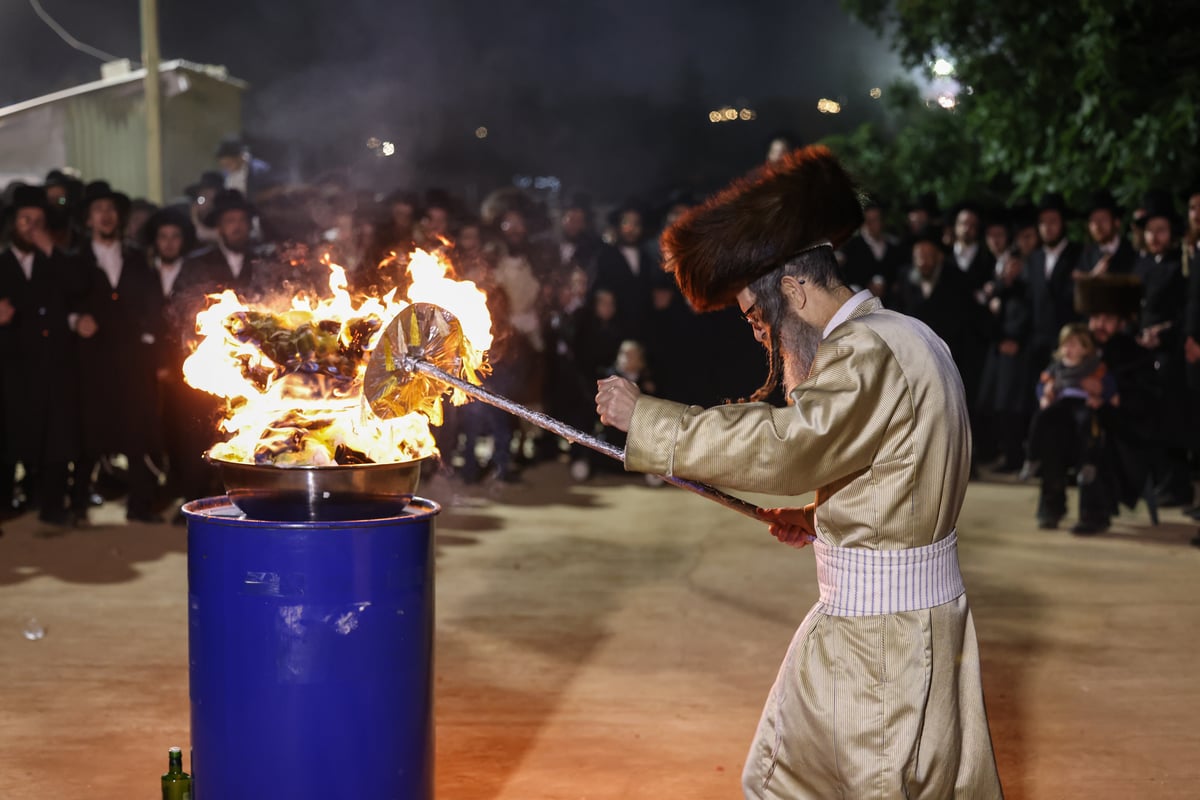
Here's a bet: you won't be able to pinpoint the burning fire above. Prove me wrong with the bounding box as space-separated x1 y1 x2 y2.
182 249 492 466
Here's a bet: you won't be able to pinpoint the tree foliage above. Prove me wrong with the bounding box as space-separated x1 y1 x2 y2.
829 0 1200 212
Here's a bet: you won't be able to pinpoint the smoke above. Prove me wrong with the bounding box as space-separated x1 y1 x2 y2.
2 0 902 197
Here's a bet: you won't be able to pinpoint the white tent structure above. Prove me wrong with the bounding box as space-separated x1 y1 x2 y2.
0 60 246 199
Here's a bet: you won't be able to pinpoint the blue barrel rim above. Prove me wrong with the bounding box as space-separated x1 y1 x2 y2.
182 495 441 529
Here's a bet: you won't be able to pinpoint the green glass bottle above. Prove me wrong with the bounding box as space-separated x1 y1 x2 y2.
162 747 192 800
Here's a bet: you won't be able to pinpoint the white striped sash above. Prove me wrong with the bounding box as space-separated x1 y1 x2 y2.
812 531 964 617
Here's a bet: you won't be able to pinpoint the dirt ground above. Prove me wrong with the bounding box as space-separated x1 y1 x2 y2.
1 463 1197 799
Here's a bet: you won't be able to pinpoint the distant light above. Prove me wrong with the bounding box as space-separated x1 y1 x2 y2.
937 94 957 109
381 141 396 157
932 58 955 77
965 85 974 95
817 98 841 114
475 126 488 139
708 110 722 123
722 107 738 120
869 87 882 99
366 137 382 150
739 108 755 120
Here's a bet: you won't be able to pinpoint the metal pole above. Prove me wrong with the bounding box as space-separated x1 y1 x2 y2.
403 357 775 525
140 0 163 203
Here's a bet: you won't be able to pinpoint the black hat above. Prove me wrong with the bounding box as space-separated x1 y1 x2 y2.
2 184 48 228
1085 189 1123 217
980 206 1010 231
861 194 887 213
44 169 77 188
185 171 225 202
909 227 945 249
81 180 132 219
607 200 647 228
215 136 246 160
1074 274 1143 318
906 191 940 216
1009 201 1038 230
203 188 255 228
383 188 421 209
423 187 456 213
1037 191 1073 218
142 206 197 253
10 183 50 213
1135 188 1182 236
564 192 595 213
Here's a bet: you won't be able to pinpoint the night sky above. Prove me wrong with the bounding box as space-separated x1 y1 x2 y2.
1 0 902 198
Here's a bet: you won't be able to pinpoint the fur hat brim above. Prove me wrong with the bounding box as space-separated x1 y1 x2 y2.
1075 274 1143 318
660 145 863 311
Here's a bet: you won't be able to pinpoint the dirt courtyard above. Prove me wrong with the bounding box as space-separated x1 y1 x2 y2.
1 463 1197 799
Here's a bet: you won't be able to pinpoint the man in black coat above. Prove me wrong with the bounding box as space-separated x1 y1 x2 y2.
72 181 166 523
895 234 978 376
1025 193 1083 385
592 204 657 340
557 196 604 286
950 203 996 293
839 199 902 302
1133 191 1193 507
169 189 266 512
1075 190 1137 277
1073 276 1159 534
0 186 88 526
174 189 265 304
143 207 197 510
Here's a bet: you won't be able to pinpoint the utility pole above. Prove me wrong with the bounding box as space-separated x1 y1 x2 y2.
140 0 163 203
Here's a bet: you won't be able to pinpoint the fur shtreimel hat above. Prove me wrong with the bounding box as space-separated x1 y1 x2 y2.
661 145 863 311
1074 274 1143 318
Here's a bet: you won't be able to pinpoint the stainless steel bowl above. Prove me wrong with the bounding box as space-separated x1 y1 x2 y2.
210 457 428 521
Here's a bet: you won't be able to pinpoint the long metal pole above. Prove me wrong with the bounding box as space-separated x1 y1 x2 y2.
140 0 163 204
404 357 772 524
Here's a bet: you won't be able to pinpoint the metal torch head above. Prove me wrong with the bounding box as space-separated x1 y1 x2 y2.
364 302 469 420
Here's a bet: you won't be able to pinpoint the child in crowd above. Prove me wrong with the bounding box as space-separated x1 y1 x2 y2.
1022 323 1119 528
584 340 662 486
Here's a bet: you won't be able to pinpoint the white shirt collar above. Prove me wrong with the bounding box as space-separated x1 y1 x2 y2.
91 239 123 287
953 241 979 271
156 256 183 295
218 241 245 279
12 246 35 280
823 288 874 339
862 229 888 260
1044 238 1068 258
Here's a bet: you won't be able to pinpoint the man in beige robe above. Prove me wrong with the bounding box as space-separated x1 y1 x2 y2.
596 146 1003 799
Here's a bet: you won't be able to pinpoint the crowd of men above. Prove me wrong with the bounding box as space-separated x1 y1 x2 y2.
0 139 1197 535
839 189 1200 534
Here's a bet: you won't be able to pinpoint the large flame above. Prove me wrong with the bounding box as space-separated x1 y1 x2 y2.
182 249 491 466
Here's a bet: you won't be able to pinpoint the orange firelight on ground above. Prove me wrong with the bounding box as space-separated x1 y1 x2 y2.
182 248 492 466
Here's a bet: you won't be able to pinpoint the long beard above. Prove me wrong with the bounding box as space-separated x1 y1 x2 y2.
778 313 822 397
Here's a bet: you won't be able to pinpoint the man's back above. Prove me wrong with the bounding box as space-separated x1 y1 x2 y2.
801 304 970 549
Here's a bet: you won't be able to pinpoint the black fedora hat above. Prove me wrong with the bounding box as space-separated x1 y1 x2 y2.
10 183 51 213
214 136 246 160
81 180 132 219
906 191 941 217
1037 191 1074 218
185 171 226 202
1085 189 1123 217
2 183 50 226
203 188 256 228
142 205 197 254
1137 188 1182 234
1074 274 1143 318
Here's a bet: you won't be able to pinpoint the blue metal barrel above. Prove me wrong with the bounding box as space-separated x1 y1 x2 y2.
183 496 440 799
